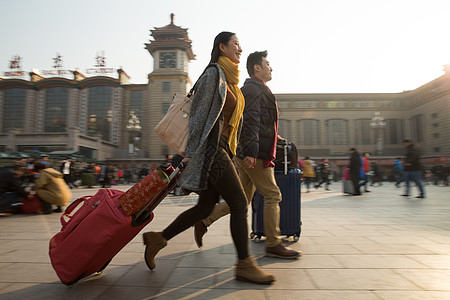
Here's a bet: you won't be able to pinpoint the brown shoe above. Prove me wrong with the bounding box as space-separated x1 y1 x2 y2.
194 221 207 248
266 243 301 259
235 256 275 285
142 231 167 270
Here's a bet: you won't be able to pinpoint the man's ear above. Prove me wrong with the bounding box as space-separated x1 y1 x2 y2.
254 64 261 73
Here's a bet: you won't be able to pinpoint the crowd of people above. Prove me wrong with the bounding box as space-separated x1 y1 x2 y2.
0 155 165 215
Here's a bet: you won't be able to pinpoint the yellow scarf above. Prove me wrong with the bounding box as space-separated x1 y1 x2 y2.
217 56 245 155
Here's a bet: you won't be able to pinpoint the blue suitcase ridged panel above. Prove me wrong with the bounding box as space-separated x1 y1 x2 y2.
252 169 302 240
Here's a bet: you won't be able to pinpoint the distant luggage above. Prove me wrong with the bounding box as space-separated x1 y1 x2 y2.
21 195 43 214
274 140 299 174
0 193 22 214
251 169 302 242
49 164 183 285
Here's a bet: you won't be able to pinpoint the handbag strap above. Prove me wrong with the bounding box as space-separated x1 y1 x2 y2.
188 64 221 98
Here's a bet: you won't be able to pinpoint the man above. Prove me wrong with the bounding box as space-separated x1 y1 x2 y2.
359 152 371 192
0 164 28 214
349 148 361 195
401 139 425 198
314 158 331 190
394 157 404 188
194 51 300 259
60 157 74 188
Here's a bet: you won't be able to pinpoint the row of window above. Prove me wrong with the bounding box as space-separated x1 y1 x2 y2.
278 118 420 146
0 88 426 147
1 87 143 144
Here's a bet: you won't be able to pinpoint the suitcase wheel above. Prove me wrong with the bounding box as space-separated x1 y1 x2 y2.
293 235 300 242
96 259 112 274
250 232 255 239
254 236 261 243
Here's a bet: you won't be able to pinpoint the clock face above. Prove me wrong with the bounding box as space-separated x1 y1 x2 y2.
159 52 176 68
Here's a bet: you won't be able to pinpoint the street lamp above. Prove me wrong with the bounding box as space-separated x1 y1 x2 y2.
370 112 386 156
126 111 142 158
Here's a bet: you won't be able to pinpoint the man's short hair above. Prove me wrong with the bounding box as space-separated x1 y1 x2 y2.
246 50 268 77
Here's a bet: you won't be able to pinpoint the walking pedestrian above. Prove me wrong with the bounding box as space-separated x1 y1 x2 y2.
400 139 425 198
314 158 331 190
349 148 362 196
359 152 371 192
302 156 316 192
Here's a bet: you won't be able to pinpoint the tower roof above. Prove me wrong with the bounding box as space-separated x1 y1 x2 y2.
145 14 195 60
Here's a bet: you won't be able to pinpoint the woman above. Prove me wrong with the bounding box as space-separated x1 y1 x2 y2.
302 156 316 192
34 162 71 213
142 32 275 285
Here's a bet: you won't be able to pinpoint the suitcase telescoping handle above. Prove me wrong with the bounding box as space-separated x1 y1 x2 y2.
131 162 185 227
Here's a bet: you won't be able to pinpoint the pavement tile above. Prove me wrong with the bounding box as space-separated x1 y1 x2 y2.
374 291 450 299
351 243 434 255
266 290 379 299
0 283 110 300
307 268 420 290
407 255 450 269
334 254 428 269
395 269 450 291
155 287 267 299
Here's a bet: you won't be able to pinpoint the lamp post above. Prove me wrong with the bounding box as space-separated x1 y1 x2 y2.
126 111 142 171
370 112 386 156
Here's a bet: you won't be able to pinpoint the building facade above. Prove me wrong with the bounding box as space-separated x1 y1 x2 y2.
1 16 449 165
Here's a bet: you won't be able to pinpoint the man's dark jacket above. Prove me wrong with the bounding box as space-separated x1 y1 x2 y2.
0 167 27 197
237 78 278 160
349 151 361 177
404 144 422 171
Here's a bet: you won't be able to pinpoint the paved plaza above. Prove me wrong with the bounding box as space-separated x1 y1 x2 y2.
0 181 449 299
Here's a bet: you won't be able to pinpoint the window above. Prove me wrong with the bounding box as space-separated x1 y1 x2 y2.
129 90 143 147
354 119 372 145
162 103 171 114
87 86 113 141
385 119 404 144
431 113 438 118
2 88 26 133
162 82 171 93
278 119 291 139
130 90 143 120
45 87 68 132
297 119 320 145
410 115 424 143
326 119 348 145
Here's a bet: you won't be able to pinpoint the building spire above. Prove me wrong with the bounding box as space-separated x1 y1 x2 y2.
170 13 174 24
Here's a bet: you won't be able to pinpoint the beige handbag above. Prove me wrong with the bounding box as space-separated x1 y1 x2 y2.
154 91 193 157
154 65 218 157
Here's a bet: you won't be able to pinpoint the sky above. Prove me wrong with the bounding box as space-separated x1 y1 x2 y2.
1 0 450 94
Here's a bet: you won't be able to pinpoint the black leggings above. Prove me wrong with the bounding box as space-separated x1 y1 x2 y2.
162 140 249 260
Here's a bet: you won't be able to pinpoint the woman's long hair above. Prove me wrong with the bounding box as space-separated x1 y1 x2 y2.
209 31 235 64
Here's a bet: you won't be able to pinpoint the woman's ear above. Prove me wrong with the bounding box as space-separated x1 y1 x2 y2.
218 43 226 55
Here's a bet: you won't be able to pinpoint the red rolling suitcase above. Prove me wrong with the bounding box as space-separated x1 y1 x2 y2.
49 164 183 285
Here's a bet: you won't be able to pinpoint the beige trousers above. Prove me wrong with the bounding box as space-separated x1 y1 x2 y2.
202 158 282 247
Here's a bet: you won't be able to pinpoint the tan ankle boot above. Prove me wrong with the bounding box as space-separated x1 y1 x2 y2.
235 256 275 284
142 231 167 270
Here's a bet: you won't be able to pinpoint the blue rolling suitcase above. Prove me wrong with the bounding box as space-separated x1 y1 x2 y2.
251 169 302 242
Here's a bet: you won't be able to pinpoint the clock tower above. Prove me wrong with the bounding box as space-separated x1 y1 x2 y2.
144 14 195 159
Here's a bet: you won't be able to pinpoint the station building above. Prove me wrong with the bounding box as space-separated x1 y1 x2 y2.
1 16 449 167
